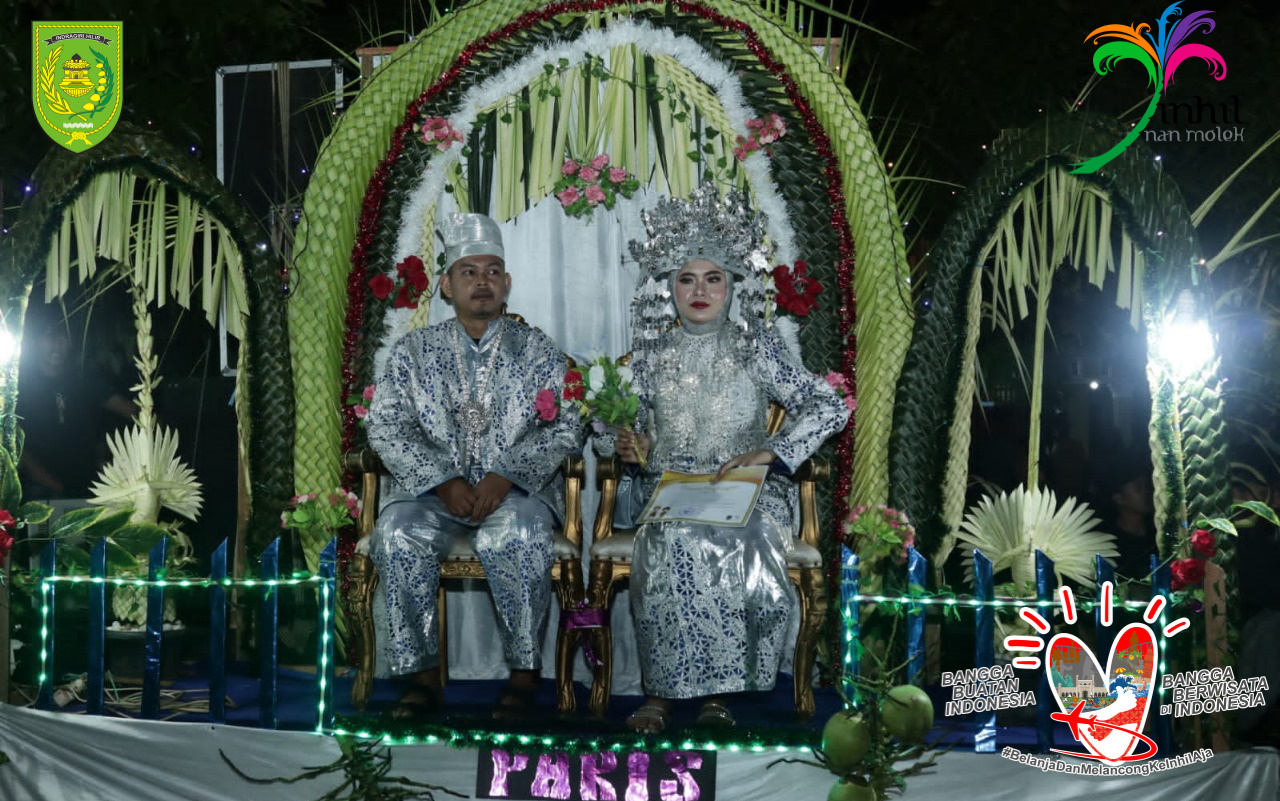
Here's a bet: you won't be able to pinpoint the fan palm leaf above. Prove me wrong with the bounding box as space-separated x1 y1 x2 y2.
955 484 1118 588
88 424 202 522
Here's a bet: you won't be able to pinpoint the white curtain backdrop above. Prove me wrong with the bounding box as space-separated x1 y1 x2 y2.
381 190 801 696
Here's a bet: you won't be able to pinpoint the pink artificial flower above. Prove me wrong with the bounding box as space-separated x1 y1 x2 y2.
362 384 376 401
578 166 600 183
534 388 558 421
590 153 610 170
608 167 628 183
353 404 369 419
584 184 606 206
562 159 580 175
559 186 580 207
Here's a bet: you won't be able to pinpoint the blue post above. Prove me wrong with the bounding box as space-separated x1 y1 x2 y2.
1151 555 1173 756
839 546 859 706
1095 555 1116 659
209 539 228 724
317 538 337 731
973 549 996 752
36 540 57 710
87 539 106 715
905 547 928 685
141 538 167 719
259 538 280 730
1035 550 1055 753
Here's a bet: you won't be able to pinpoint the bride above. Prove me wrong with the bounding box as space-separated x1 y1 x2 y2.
607 191 849 731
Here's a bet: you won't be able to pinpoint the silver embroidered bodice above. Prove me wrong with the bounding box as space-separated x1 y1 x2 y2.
367 317 582 521
630 325 850 528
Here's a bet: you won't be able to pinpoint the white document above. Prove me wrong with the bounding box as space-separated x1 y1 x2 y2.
637 466 769 527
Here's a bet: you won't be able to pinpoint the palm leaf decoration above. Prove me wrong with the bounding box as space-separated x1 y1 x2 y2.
88 279 202 524
955 485 1118 588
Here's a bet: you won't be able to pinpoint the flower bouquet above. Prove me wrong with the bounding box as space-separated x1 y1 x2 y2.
537 357 644 464
554 154 640 218
281 489 361 536
847 504 916 566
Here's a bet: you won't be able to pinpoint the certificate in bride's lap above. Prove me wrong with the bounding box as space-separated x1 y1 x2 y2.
637 466 769 527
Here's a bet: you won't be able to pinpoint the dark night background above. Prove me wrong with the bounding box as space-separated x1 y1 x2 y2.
2 0 1277 654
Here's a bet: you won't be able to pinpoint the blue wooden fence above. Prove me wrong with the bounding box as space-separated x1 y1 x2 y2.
35 536 337 731
839 546 1176 754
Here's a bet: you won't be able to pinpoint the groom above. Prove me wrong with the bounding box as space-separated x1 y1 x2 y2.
365 213 581 719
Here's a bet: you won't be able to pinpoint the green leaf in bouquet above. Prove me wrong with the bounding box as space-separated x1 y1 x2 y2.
83 508 135 543
105 540 144 572
19 501 53 526
1197 517 1237 536
57 544 91 572
1232 500 1279 527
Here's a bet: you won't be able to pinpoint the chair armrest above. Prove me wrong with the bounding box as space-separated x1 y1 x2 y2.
561 456 585 551
343 448 384 540
343 447 384 475
592 455 624 544
794 456 829 549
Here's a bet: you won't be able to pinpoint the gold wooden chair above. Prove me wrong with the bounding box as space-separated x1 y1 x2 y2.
343 341 587 716
579 402 830 719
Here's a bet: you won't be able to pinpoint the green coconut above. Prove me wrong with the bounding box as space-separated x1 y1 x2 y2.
827 779 879 801
881 684 934 743
821 711 872 774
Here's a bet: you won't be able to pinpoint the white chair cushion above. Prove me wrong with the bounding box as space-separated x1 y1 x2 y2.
786 540 823 568
443 532 578 562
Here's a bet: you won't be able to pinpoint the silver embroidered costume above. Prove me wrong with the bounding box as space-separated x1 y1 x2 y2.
621 324 849 698
366 316 581 675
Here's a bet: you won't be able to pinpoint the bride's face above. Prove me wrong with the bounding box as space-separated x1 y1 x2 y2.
673 259 728 325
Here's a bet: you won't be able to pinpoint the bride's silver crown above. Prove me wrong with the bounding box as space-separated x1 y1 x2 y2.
628 184 772 349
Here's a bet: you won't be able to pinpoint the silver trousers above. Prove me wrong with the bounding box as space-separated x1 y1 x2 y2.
368 491 556 676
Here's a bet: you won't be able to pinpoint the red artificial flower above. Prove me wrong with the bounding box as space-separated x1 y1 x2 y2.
1191 528 1216 558
563 369 585 401
773 260 823 317
396 255 424 278
0 509 15 529
534 388 558 421
369 273 395 299
1171 558 1206 591
0 529 12 566
392 283 416 309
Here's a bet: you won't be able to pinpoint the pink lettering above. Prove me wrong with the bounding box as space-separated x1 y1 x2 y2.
531 752 571 800
625 752 650 801
489 749 530 797
581 752 619 800
659 752 702 801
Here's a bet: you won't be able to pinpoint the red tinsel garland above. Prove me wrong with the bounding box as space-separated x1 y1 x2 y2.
338 0 860 668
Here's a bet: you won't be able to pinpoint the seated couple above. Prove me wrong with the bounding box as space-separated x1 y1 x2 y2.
366 202 849 727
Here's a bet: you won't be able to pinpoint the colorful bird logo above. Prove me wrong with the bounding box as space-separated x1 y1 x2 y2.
1073 2 1227 174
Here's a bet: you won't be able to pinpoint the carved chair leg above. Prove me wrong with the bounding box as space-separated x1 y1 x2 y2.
586 561 618 719
554 559 585 716
793 567 827 720
347 554 379 711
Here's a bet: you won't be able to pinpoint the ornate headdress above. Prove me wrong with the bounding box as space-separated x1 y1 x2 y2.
628 184 772 351
441 212 504 266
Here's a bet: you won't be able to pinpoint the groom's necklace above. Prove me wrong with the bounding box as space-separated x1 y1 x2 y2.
451 319 504 463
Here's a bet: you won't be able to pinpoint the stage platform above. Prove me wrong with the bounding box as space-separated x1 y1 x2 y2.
3 671 1278 801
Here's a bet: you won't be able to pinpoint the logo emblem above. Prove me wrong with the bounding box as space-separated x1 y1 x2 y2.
1073 2 1226 173
32 22 123 151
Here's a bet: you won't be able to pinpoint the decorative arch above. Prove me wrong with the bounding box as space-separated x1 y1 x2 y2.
291 0 916 576
890 112 1231 560
0 123 293 552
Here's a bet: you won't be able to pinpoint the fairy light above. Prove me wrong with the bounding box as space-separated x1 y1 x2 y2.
847 593 1150 610
41 574 327 587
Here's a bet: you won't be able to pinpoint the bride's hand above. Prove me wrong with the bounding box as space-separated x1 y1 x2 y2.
714 449 776 482
616 428 651 465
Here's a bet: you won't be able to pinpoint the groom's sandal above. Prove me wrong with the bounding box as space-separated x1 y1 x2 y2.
389 686 442 721
493 684 539 722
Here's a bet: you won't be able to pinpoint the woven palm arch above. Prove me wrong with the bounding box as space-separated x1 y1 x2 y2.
0 123 294 555
289 0 915 572
890 112 1232 566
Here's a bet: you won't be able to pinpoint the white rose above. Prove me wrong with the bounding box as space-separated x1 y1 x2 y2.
616 366 634 385
586 388 598 401
588 364 606 388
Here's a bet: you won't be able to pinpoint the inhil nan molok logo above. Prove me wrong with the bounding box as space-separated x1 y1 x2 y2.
1071 2 1227 174
32 22 123 152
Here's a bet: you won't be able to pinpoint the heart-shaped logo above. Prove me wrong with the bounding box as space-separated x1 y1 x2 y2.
1046 622 1158 763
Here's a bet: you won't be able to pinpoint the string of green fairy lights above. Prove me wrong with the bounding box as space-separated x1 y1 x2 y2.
39 576 1173 752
